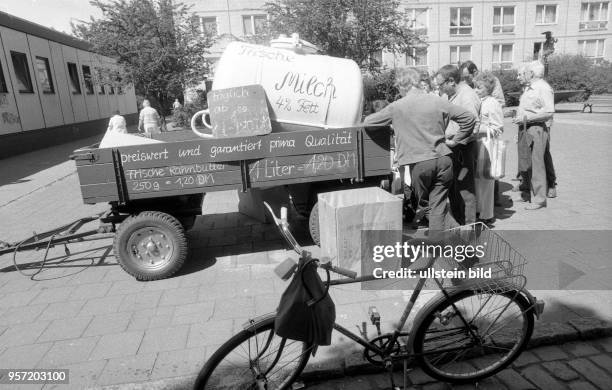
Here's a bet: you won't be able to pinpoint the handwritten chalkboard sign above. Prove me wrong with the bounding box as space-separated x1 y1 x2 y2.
208 85 272 138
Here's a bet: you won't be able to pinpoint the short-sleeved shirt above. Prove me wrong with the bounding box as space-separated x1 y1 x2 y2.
139 106 160 126
479 96 504 136
518 78 554 127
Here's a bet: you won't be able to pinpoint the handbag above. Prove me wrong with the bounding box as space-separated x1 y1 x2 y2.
274 256 336 346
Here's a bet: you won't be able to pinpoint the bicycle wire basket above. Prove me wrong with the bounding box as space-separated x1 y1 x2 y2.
427 222 528 293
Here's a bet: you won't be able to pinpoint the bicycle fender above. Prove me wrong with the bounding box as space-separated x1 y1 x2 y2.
241 312 276 331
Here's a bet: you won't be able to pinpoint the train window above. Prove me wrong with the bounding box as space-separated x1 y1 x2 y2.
67 62 81 94
82 65 94 94
35 56 55 94
0 61 7 93
10 51 34 93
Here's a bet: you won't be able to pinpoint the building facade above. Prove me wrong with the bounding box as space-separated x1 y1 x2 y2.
186 0 611 73
0 12 138 158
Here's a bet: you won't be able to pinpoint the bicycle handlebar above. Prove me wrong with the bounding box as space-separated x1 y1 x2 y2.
319 261 357 279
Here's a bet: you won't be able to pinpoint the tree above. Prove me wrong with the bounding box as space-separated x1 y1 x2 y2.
264 0 422 70
73 0 213 112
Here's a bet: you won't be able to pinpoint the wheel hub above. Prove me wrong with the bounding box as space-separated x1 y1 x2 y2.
128 228 173 270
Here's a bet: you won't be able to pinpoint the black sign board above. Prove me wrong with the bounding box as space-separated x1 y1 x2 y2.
207 85 272 138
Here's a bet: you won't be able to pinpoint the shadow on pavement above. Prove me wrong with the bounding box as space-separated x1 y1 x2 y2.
0 135 100 187
494 181 516 221
0 241 116 280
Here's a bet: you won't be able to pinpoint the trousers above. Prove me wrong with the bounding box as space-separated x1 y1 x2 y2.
449 141 477 225
526 125 549 205
409 155 453 231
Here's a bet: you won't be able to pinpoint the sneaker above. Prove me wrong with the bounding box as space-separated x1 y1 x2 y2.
547 187 557 198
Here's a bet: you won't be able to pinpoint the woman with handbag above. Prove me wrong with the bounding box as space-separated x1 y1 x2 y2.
473 72 504 224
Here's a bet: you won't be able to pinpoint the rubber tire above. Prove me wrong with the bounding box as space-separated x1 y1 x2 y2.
308 202 320 246
194 318 311 390
113 211 187 280
412 290 534 384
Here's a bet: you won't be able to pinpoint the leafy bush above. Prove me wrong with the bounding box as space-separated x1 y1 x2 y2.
493 55 612 106
362 68 398 114
493 69 521 107
171 89 208 129
547 55 612 98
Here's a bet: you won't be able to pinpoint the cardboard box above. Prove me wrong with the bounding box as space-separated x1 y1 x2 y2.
318 187 402 272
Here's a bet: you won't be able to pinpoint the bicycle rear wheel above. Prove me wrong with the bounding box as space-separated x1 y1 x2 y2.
413 289 534 383
194 318 313 389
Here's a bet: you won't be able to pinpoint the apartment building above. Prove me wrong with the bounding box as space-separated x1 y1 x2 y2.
186 0 611 73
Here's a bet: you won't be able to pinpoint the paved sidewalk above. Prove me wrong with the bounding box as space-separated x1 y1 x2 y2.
305 337 612 390
0 105 610 389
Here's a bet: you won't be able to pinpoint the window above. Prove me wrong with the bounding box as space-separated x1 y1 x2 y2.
109 85 115 95
580 2 609 30
97 84 105 95
242 15 266 35
579 39 605 61
406 8 428 35
82 65 94 94
199 16 217 36
406 47 428 68
534 42 543 59
493 7 515 33
536 5 557 24
0 61 7 93
10 51 33 93
35 56 55 94
450 8 472 35
450 45 472 63
67 62 81 94
492 44 514 70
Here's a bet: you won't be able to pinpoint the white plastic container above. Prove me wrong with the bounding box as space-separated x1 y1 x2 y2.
212 41 364 129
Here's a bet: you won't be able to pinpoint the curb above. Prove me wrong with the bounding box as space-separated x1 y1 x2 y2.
88 319 612 390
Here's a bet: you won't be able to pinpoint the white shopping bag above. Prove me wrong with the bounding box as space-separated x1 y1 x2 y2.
476 132 508 180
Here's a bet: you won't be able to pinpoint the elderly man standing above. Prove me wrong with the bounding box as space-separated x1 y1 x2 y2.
513 61 555 210
138 99 162 136
364 67 476 231
435 65 481 225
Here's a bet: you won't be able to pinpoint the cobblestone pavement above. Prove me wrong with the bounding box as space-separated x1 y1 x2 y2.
0 105 610 389
305 337 612 390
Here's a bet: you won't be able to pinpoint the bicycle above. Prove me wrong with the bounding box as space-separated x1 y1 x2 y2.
194 203 545 389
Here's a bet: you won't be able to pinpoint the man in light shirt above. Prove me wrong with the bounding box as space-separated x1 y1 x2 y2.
106 110 127 134
138 99 161 136
436 65 481 225
513 61 555 210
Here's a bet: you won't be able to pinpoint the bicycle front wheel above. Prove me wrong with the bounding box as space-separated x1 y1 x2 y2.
413 289 534 383
194 318 313 390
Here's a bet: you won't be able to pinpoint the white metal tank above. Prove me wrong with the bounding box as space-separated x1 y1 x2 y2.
212 40 363 129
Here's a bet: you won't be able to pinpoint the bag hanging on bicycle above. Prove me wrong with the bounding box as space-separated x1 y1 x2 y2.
275 257 336 346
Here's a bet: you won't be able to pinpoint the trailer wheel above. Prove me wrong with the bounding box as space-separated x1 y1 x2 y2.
114 211 187 280
308 202 320 246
